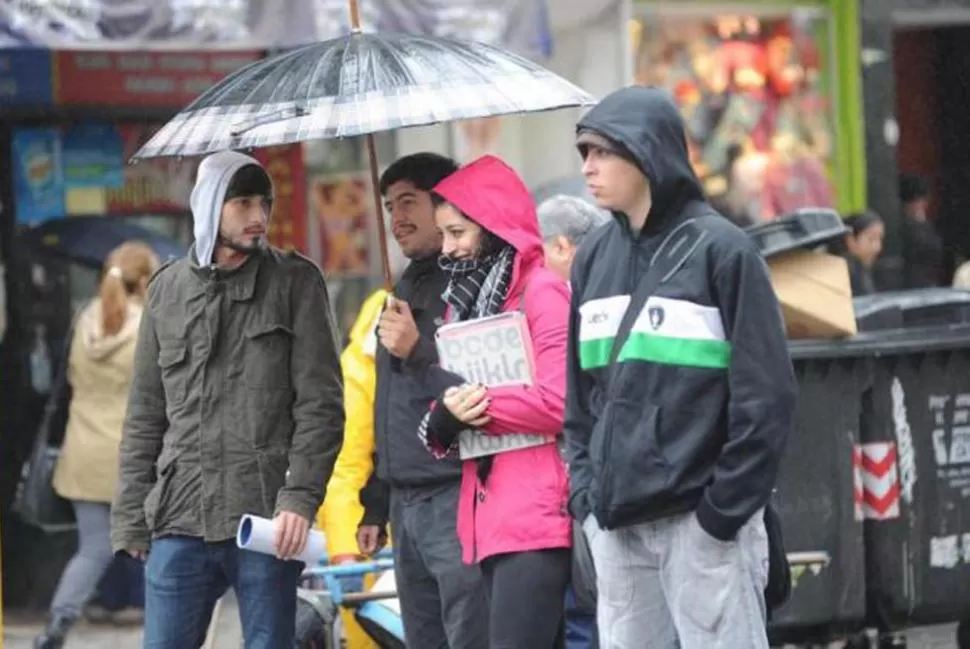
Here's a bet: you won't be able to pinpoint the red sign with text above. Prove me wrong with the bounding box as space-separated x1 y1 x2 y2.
106 123 198 214
253 144 308 253
53 50 263 107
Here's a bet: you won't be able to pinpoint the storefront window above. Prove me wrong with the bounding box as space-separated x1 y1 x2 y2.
303 134 398 342
632 7 837 226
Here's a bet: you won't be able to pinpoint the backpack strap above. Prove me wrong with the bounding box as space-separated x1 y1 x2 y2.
605 207 715 395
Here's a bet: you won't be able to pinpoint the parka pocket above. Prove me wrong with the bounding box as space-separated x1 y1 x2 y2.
244 323 293 388
595 398 671 518
157 342 188 406
143 453 177 532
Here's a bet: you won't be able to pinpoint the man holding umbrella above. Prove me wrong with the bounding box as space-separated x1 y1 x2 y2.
357 152 490 649
111 152 345 648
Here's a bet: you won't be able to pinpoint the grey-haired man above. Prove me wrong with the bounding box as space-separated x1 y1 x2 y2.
538 195 609 283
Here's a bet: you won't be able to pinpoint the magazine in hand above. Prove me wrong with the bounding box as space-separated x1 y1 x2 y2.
435 311 553 459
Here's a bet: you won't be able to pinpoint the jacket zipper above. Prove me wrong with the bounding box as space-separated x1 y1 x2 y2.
472 485 481 562
599 239 638 521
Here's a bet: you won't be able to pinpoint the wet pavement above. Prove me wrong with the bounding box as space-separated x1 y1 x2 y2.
1 605 959 648
2 593 243 649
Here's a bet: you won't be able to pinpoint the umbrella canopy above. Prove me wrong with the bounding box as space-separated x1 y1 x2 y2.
20 216 185 268
131 32 596 160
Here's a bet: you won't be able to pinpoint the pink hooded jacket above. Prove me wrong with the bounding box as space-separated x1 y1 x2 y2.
429 155 572 564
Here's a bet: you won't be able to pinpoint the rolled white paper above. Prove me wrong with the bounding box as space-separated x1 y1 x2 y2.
236 514 328 565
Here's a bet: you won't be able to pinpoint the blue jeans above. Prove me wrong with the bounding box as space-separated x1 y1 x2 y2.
564 585 597 649
143 536 302 649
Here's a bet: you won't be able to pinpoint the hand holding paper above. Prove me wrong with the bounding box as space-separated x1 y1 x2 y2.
274 510 310 560
236 514 327 565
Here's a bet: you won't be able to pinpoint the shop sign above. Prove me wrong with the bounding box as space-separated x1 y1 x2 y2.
61 123 125 189
53 50 263 107
310 173 373 275
0 48 53 106
106 123 198 213
252 145 308 253
12 128 65 224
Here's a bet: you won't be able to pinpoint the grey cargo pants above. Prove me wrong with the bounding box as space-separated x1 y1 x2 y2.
584 509 769 649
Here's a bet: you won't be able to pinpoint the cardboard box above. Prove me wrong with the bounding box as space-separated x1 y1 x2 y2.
767 250 857 340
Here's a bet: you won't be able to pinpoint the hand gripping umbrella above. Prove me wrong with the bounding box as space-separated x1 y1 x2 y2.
131 0 596 289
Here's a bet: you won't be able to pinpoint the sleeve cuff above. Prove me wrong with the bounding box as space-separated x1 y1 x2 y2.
111 530 151 556
694 495 742 542
568 489 591 523
275 492 318 524
359 508 389 529
426 397 467 449
404 336 437 371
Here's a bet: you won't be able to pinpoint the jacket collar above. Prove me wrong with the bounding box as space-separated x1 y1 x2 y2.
187 244 264 302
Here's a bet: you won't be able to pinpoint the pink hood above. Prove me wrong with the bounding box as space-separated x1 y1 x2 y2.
433 154 544 307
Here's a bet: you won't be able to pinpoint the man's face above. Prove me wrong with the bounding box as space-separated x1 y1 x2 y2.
384 180 441 259
219 194 270 253
543 235 577 282
580 144 649 214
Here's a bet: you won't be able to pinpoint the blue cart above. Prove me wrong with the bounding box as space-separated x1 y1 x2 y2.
298 551 403 649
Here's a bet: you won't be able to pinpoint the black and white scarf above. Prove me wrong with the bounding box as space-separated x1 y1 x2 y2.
417 244 516 477
439 245 515 322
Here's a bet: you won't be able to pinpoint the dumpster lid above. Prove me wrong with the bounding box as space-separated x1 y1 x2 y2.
789 323 970 360
853 287 970 320
745 208 847 258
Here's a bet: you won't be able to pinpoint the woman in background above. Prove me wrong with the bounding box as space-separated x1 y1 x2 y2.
35 242 159 649
834 211 885 297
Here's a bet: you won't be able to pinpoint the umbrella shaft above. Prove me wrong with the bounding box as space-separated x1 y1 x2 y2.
348 0 361 30
365 133 394 292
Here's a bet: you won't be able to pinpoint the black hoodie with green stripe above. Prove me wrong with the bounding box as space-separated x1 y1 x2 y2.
564 86 796 542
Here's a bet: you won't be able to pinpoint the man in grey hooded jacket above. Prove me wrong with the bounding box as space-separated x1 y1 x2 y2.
111 151 345 648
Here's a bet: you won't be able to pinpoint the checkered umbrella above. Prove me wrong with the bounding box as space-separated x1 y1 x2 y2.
130 33 595 161
131 1 595 289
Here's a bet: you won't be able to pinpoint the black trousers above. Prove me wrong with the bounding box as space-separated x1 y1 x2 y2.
390 484 489 649
481 549 571 649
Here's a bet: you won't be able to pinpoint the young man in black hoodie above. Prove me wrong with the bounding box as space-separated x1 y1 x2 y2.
563 86 796 648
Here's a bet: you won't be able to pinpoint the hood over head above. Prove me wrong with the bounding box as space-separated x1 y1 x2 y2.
189 151 271 266
577 85 704 231
432 155 544 290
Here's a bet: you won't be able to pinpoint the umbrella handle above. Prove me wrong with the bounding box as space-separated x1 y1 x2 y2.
365 133 394 292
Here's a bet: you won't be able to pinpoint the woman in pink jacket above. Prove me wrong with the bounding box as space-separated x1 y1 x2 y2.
417 154 572 648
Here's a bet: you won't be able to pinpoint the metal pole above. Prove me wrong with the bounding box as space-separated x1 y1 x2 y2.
348 0 394 291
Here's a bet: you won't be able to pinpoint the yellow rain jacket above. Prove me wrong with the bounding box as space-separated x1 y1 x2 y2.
318 288 386 649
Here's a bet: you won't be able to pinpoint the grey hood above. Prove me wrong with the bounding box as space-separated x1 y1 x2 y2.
189 150 266 266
